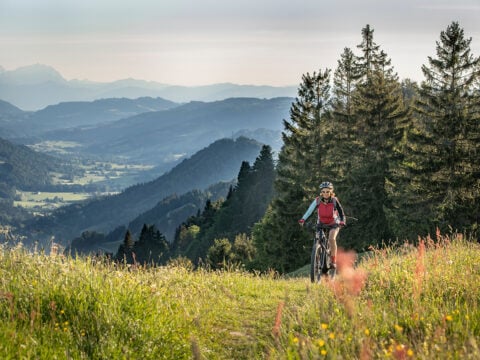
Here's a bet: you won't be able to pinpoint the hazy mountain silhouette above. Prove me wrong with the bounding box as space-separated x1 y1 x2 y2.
0 64 297 110
0 100 31 138
0 99 24 115
21 97 179 135
42 97 291 167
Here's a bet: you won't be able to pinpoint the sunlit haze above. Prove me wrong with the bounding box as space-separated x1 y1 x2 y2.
1 0 479 86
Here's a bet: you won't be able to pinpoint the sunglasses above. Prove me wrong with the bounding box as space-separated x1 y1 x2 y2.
320 190 331 194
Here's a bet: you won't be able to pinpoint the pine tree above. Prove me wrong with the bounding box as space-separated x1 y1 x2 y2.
411 21 480 234
356 24 380 79
211 161 252 238
115 229 134 263
253 70 332 272
245 145 276 231
330 47 362 192
340 25 409 248
133 224 169 265
201 145 276 253
170 199 220 262
170 146 276 264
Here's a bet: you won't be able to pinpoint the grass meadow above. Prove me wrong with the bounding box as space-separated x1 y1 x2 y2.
0 230 479 359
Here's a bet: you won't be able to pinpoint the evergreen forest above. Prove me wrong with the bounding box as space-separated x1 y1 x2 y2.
106 22 479 273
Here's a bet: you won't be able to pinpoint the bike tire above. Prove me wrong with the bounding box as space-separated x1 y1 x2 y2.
319 244 329 275
310 242 319 283
310 242 327 283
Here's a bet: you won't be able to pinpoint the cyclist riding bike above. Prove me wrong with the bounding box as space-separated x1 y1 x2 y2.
298 181 345 269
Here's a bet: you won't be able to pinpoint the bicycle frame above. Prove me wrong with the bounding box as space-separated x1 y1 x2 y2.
310 224 336 283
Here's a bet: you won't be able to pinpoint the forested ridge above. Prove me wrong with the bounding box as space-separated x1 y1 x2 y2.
0 137 67 191
111 144 275 268
120 22 479 273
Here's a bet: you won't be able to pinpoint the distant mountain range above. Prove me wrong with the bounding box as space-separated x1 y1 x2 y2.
0 97 179 138
0 64 297 111
0 96 292 179
45 97 291 164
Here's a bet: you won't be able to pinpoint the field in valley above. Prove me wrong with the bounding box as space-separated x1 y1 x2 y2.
14 142 155 215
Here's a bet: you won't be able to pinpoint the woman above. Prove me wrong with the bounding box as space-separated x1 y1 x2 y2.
298 181 345 268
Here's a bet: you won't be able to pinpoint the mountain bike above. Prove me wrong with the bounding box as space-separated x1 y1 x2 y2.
310 223 336 283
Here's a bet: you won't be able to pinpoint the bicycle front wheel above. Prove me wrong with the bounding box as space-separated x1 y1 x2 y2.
310 242 323 283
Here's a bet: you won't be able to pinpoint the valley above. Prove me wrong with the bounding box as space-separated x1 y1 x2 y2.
12 154 155 216
1 93 287 253
0 66 293 257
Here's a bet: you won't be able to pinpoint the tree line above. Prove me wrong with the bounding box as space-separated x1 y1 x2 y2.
111 144 275 268
253 22 479 272
111 22 479 273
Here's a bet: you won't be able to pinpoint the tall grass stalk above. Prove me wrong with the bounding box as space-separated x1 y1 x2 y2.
0 231 479 359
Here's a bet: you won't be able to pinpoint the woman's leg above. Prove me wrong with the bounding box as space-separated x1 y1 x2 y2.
329 227 339 265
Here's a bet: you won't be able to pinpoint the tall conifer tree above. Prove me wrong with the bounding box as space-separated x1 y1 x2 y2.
343 25 409 248
330 47 362 195
115 230 134 263
253 70 332 272
411 21 480 234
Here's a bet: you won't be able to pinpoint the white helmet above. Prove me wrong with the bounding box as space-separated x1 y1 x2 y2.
319 181 333 190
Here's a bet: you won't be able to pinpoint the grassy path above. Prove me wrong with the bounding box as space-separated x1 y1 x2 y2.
1 232 479 359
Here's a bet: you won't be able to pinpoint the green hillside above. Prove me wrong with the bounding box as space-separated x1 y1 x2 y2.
1 233 478 359
0 137 74 194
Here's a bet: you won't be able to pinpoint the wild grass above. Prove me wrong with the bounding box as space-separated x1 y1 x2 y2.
0 230 479 359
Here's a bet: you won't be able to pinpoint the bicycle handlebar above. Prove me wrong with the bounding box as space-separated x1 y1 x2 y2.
303 221 341 230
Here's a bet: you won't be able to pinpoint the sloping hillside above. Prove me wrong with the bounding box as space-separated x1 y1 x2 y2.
0 137 68 191
0 100 30 138
0 99 24 116
68 182 233 255
27 137 263 245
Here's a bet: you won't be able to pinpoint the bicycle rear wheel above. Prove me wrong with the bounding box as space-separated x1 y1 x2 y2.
310 242 328 283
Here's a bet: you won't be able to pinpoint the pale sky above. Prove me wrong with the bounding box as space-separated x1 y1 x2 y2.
1 0 479 86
